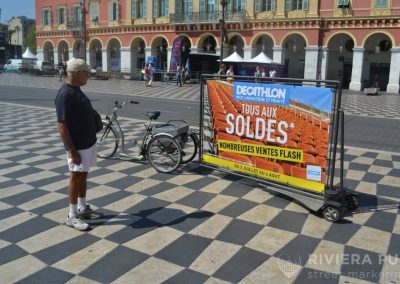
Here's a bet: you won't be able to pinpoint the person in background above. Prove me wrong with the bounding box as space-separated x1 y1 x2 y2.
58 61 65 81
261 67 266 78
55 58 104 231
226 65 234 84
217 64 227 78
144 64 150 87
182 65 187 86
270 68 277 78
254 65 262 82
148 62 154 86
176 65 182 87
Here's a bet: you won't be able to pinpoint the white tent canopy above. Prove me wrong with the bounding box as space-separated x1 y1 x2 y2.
22 47 37 59
250 52 273 63
221 51 244 62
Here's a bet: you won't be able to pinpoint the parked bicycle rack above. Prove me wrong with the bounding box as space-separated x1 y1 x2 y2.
198 75 358 222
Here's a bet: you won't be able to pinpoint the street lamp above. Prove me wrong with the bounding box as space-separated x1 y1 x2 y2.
219 0 229 68
80 0 87 61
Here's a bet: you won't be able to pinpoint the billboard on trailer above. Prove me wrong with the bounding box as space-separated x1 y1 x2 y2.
201 79 335 193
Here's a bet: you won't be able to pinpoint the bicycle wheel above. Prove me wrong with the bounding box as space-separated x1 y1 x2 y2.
147 135 182 173
181 133 198 164
96 122 118 159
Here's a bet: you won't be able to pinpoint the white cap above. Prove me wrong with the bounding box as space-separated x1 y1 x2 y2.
66 58 90 72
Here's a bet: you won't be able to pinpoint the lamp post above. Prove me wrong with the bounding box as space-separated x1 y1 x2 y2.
219 0 228 68
80 0 87 61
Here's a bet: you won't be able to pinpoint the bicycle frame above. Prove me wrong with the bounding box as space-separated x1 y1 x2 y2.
104 104 155 159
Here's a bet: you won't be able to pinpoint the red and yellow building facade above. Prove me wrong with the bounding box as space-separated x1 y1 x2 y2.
36 0 400 92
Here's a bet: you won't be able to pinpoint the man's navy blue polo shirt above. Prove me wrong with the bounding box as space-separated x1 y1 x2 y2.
55 83 97 150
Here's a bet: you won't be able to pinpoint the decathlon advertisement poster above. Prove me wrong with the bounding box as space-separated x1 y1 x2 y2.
201 80 335 193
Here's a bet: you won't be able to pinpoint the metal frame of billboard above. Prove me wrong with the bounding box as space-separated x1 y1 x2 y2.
198 74 358 222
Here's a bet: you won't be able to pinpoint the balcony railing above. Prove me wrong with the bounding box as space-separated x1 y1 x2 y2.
170 10 247 24
67 20 83 31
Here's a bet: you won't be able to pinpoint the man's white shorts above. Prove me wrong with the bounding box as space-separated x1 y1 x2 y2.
67 143 97 172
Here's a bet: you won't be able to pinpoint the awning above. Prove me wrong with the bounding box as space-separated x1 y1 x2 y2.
250 52 273 63
22 47 37 59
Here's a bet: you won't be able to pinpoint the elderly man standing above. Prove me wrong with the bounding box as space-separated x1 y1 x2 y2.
55 58 103 231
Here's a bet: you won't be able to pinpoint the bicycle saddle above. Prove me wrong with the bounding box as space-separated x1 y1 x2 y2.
143 111 160 120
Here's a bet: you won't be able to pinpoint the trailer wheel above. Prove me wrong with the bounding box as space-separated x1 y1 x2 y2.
345 193 359 211
322 205 341 222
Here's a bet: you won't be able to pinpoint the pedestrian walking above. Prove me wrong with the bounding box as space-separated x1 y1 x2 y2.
270 68 276 78
226 65 234 84
254 65 262 83
261 67 266 78
144 64 150 87
55 58 104 231
148 62 154 86
176 65 182 87
217 64 227 76
58 61 65 81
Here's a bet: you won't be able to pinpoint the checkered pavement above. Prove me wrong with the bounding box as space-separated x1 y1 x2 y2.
0 73 199 101
0 101 399 283
1 73 400 120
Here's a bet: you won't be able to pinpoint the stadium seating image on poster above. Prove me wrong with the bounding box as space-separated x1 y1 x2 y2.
201 80 335 193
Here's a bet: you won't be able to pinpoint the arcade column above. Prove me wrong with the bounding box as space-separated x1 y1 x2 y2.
37 49 44 62
387 47 400 94
304 46 319 80
243 46 252 60
319 47 329 81
349 47 365 91
120 47 131 72
101 48 108 72
272 46 284 64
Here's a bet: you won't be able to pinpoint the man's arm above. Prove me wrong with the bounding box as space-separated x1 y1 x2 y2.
57 122 81 165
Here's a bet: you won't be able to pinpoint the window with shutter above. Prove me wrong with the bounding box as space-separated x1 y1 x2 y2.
143 0 147 18
112 3 116 20
71 7 76 23
255 0 261 13
175 0 181 14
271 0 277 11
78 7 82 22
64 7 67 23
303 0 308 10
285 0 292 11
375 0 388 7
56 8 60 25
91 3 98 21
153 0 158 17
340 0 350 7
131 0 137 19
165 0 169 16
48 10 52 25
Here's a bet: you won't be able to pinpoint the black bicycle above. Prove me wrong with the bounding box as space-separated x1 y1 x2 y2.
96 100 198 173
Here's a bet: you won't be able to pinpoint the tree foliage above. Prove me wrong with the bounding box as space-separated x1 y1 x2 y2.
23 25 36 53
0 24 15 44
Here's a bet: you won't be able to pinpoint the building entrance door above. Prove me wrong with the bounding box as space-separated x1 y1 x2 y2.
342 63 352 89
369 63 390 91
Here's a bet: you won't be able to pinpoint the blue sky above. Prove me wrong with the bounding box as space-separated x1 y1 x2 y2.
0 0 35 23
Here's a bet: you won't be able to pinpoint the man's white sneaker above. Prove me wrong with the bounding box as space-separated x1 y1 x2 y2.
66 215 89 231
78 204 104 220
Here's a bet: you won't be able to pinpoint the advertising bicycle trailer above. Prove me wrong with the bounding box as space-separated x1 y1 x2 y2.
199 75 358 222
